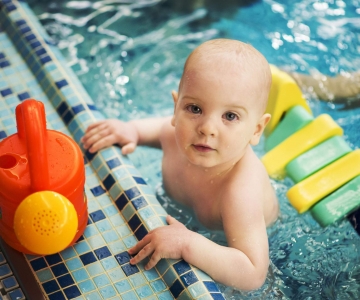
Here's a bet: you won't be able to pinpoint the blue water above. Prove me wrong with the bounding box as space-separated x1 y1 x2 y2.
28 0 360 298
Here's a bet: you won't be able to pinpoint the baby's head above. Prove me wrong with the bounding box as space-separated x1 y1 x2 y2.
178 39 272 117
171 39 272 168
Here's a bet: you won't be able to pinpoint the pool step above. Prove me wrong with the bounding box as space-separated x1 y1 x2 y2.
311 175 360 227
265 105 313 152
287 150 360 213
261 114 343 179
265 65 312 136
263 67 360 227
286 135 352 183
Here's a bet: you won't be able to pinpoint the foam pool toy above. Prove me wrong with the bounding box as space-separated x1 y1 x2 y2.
0 99 88 255
262 67 360 226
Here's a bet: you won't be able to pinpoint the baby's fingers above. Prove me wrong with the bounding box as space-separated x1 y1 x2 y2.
145 251 162 270
128 237 149 256
129 244 154 266
82 126 111 150
84 120 107 132
121 142 136 155
88 135 115 153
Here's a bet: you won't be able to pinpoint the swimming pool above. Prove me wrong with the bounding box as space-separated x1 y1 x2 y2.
27 0 360 298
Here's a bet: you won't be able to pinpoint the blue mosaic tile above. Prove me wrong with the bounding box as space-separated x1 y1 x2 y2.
36 269 54 283
181 271 198 287
143 268 160 281
65 257 83 271
14 19 26 26
63 109 74 124
174 260 191 275
114 279 132 294
60 247 77 260
211 293 226 300
8 289 25 300
106 157 122 169
57 274 75 288
129 273 147 287
90 185 106 197
114 251 131 265
72 268 89 282
121 263 139 276
4 3 16 13
72 103 85 114
0 60 10 68
48 291 66 300
151 279 167 293
0 130 7 139
35 47 46 56
125 187 141 200
100 284 117 298
56 101 68 115
40 55 51 64
51 263 68 277
45 254 63 266
78 279 96 293
63 285 81 299
42 280 60 294
134 224 148 241
2 276 17 290
80 252 97 266
86 262 104 277
133 176 147 185
100 257 118 271
95 219 112 233
103 174 115 190
204 281 220 292
19 25 31 35
115 193 129 211
94 246 111 260
170 279 184 298
128 214 141 231
136 285 153 298
87 103 97 111
93 274 110 288
131 196 148 210
0 87 12 97
17 91 30 101
30 257 47 271
89 209 106 222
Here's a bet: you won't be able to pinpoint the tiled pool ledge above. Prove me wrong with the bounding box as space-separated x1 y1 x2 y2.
0 1 224 299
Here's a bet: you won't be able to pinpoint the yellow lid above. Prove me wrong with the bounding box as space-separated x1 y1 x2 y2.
14 191 78 255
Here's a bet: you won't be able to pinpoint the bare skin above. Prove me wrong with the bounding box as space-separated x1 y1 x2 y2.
81 39 279 291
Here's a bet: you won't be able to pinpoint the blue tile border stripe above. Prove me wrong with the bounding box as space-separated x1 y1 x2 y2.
0 1 225 299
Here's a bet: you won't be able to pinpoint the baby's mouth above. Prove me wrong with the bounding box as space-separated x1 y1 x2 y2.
192 144 214 152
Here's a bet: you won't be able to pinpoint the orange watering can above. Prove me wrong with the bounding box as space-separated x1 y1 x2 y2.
0 99 88 255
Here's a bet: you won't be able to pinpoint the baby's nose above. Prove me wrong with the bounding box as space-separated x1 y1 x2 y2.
198 116 218 137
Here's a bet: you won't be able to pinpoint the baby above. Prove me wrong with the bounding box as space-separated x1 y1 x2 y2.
81 39 279 291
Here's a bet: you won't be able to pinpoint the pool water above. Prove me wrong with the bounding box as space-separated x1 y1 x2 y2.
27 0 360 298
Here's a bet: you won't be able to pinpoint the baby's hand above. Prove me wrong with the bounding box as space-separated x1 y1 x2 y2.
81 119 139 154
128 215 189 270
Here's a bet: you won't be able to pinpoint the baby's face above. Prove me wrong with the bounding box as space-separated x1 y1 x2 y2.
172 57 266 169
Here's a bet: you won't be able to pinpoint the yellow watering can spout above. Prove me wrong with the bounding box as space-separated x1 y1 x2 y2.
14 191 78 255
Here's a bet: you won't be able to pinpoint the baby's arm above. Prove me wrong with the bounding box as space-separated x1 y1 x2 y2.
129 188 269 291
81 117 171 154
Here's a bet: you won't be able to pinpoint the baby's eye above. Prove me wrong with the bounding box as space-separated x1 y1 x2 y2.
223 112 239 121
186 105 202 114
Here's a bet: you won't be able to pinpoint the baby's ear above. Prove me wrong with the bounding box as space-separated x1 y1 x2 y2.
171 90 178 126
250 113 271 146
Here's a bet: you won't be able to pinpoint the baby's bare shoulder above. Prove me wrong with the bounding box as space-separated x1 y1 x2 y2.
159 117 175 148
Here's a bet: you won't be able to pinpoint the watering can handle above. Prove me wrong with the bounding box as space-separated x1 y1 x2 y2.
16 99 50 191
